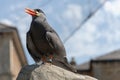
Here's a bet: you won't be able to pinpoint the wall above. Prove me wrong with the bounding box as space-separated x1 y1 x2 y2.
0 33 11 80
10 39 22 80
92 61 120 80
0 33 23 80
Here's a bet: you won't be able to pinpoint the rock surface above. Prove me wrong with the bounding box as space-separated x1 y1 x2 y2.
16 63 97 80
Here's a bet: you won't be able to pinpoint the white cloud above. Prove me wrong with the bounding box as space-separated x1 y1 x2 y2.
1 0 120 64
63 4 82 20
104 0 120 16
99 0 106 3
64 0 120 64
85 23 96 33
9 3 27 11
0 19 14 26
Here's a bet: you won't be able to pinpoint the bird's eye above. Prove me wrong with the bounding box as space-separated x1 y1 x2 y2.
36 11 39 14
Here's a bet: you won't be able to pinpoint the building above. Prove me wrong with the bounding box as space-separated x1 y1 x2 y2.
0 23 28 80
76 49 120 80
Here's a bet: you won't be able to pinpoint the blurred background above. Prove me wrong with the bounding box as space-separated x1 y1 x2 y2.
0 0 120 80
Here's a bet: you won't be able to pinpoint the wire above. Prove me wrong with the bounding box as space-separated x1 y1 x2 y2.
63 0 108 43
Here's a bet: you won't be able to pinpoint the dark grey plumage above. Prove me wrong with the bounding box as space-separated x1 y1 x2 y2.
26 8 77 72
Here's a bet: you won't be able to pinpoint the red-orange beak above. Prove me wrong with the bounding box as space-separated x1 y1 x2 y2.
25 8 36 16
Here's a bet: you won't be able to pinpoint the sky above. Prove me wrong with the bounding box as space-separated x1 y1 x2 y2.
0 0 120 64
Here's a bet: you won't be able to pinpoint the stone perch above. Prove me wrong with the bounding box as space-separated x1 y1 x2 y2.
16 63 97 80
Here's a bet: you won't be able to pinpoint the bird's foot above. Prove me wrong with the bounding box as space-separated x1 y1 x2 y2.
49 59 52 62
41 56 47 64
48 55 53 63
42 62 45 64
47 59 52 63
45 59 52 66
36 61 43 66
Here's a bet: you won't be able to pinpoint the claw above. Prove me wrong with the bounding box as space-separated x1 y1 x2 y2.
49 54 53 62
41 56 47 64
49 59 52 62
36 61 42 65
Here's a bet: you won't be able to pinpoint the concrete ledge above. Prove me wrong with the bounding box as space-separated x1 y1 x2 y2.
17 63 97 80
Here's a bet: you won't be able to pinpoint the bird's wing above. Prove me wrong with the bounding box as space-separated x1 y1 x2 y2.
27 32 41 62
46 31 58 49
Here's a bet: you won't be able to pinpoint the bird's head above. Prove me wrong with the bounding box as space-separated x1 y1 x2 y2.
25 8 45 17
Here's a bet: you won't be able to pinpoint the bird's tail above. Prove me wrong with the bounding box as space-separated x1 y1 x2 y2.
52 57 77 73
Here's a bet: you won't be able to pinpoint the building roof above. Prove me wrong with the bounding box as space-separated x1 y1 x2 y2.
77 49 120 70
0 23 28 66
76 62 90 70
94 49 120 61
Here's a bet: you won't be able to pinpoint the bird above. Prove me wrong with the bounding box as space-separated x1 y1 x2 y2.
25 8 77 72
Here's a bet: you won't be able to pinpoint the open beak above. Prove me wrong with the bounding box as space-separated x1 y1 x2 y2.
25 8 36 16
